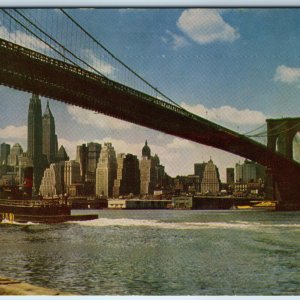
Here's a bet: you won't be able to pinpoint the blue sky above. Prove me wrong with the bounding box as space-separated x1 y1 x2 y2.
1 8 300 180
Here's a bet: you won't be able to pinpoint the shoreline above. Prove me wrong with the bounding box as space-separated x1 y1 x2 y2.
0 276 73 295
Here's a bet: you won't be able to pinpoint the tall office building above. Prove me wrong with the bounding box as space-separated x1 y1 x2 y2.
142 140 151 158
113 153 140 197
42 101 56 164
140 141 157 195
243 160 257 183
152 154 165 188
39 162 64 197
201 159 220 195
76 144 87 181
0 142 10 165
8 143 23 166
64 160 81 188
87 142 101 174
235 160 265 183
27 94 47 194
76 142 101 182
56 145 69 162
95 143 117 197
235 162 243 183
76 142 101 195
194 162 207 191
27 94 42 160
226 168 235 185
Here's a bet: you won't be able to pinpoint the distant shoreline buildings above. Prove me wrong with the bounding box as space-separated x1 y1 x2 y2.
0 94 267 199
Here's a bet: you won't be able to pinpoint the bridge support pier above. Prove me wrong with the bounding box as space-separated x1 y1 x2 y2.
264 167 300 210
274 171 300 211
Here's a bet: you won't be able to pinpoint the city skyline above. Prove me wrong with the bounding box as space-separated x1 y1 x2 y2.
1 9 300 180
0 90 246 181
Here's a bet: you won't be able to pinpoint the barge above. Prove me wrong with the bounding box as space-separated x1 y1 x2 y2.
0 198 98 224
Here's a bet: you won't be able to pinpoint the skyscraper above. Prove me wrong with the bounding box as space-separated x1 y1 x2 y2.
142 140 151 158
87 142 101 174
56 145 69 162
201 159 220 195
140 141 156 195
0 142 10 165
42 101 56 164
76 142 101 195
226 168 235 185
194 162 207 191
8 143 23 166
64 160 81 189
76 144 87 181
235 162 243 183
27 94 46 194
39 162 65 197
28 94 42 160
235 160 265 183
95 143 117 197
113 153 140 197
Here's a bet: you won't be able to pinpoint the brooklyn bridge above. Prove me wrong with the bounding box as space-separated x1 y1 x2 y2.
0 9 300 210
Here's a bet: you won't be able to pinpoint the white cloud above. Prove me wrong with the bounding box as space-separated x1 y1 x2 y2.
166 137 195 149
82 48 114 76
0 26 50 52
181 102 267 126
162 30 190 50
274 65 300 84
0 125 27 140
177 9 239 44
67 105 132 130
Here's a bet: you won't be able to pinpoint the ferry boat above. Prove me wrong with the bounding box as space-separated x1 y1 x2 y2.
0 168 98 224
0 198 99 224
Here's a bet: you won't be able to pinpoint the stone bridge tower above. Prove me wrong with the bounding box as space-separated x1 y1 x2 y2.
267 117 300 160
266 118 300 208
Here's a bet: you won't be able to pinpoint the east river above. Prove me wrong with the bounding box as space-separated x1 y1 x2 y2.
0 209 300 295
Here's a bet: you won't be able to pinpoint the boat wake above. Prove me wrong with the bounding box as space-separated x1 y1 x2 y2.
1 219 39 226
70 218 300 230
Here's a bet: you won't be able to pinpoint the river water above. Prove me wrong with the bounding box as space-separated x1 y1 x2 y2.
0 209 300 295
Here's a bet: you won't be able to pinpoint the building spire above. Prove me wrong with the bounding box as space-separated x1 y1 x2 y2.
43 100 53 118
142 140 151 158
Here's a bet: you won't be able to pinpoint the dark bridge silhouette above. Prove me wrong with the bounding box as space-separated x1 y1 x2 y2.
0 38 299 210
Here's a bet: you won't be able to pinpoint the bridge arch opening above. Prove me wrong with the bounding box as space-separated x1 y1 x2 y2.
293 132 300 163
275 135 284 154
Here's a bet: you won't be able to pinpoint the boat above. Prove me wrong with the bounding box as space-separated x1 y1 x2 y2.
235 201 277 210
0 198 98 224
0 167 98 224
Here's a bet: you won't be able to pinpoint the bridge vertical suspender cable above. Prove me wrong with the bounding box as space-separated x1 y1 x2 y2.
6 9 108 78
59 9 184 110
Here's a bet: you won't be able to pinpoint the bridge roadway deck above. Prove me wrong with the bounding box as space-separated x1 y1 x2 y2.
0 38 300 205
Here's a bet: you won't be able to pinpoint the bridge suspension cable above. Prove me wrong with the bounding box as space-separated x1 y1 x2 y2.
242 123 266 136
4 9 109 79
247 121 300 138
1 9 77 65
1 8 186 111
59 8 183 109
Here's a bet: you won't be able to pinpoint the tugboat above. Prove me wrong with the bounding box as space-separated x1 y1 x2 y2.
0 167 98 224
